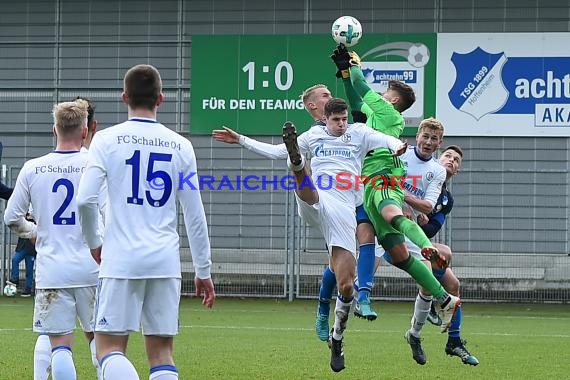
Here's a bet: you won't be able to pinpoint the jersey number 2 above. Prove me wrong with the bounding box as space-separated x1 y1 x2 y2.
52 178 75 225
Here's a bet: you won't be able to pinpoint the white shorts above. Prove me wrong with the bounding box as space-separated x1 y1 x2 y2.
33 286 96 335
375 238 423 262
94 278 181 336
296 190 357 256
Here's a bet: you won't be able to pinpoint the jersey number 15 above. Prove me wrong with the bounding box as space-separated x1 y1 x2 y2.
125 150 173 207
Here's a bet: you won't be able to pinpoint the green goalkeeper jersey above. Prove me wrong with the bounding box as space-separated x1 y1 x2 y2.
359 91 404 177
344 67 405 177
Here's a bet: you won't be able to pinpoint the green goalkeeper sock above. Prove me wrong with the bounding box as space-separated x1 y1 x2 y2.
391 215 432 249
394 255 446 299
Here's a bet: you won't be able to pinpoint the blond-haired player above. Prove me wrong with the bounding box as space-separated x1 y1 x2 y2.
4 100 102 379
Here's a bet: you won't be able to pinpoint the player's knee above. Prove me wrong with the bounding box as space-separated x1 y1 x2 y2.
445 277 460 296
337 279 354 298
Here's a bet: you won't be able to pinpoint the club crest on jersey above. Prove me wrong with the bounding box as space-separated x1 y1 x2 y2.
426 171 434 181
341 133 352 143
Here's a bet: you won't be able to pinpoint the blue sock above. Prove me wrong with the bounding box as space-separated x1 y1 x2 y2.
432 267 447 281
318 266 336 316
357 243 375 302
448 304 462 340
150 364 178 379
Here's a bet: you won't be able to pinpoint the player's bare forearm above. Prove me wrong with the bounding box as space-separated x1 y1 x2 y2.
404 192 433 215
212 126 241 144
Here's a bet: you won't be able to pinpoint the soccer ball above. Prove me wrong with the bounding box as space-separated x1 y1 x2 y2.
407 43 430 68
331 16 362 47
3 283 17 297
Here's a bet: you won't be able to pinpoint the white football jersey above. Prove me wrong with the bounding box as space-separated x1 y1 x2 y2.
401 146 446 207
4 150 99 288
77 118 212 280
240 122 403 206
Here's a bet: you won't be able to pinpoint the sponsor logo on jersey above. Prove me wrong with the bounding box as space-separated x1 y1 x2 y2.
313 144 352 158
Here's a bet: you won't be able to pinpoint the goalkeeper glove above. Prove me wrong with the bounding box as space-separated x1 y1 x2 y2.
351 110 367 123
349 51 361 67
330 44 351 78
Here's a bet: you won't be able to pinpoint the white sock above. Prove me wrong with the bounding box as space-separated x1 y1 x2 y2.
410 293 432 338
331 295 352 341
100 351 139 380
149 365 178 380
51 346 76 380
89 339 102 380
287 155 305 172
34 335 51 380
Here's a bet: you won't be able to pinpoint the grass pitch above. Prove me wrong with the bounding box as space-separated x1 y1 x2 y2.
0 297 569 379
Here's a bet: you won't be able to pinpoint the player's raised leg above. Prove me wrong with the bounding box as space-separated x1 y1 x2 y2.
282 122 318 205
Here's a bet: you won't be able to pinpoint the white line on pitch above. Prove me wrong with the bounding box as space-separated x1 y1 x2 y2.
178 324 570 338
184 308 570 321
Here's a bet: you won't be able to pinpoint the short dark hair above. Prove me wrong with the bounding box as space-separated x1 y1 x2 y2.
75 96 95 130
123 64 162 110
442 145 464 158
389 80 415 113
324 98 348 117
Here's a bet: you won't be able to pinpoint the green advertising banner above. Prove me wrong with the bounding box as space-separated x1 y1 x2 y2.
190 34 436 136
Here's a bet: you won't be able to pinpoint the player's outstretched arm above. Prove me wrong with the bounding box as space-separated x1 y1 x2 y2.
347 52 372 99
213 125 288 160
363 126 407 156
330 43 351 79
212 126 241 144
348 53 401 132
331 45 366 116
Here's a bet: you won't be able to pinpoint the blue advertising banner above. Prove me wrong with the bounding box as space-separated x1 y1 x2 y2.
436 33 570 136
